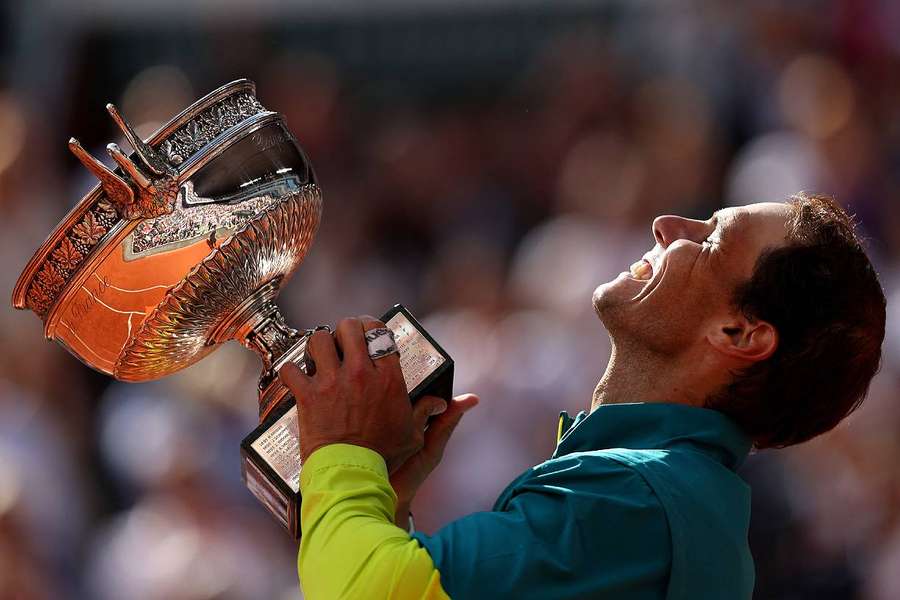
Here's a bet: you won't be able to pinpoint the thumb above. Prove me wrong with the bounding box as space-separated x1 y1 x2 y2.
412 395 448 431
421 393 479 463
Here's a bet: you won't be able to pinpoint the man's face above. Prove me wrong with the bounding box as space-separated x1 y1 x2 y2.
593 202 792 356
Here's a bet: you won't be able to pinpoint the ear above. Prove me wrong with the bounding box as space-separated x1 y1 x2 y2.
706 313 778 364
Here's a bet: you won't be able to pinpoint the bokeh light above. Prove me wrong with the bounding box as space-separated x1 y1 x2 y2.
1 2 899 599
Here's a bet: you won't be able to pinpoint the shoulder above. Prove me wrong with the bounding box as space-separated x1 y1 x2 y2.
509 450 668 522
529 448 667 491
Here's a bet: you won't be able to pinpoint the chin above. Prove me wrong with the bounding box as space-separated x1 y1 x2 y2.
592 285 609 315
592 282 624 325
592 276 657 347
593 274 635 315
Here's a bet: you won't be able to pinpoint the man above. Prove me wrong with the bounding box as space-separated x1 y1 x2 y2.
280 193 886 599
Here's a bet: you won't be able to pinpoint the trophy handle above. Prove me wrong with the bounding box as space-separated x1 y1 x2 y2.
210 279 311 421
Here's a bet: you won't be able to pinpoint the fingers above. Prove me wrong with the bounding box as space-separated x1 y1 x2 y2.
303 316 403 374
412 395 448 431
306 328 340 375
334 317 370 368
278 361 312 401
421 393 479 462
359 315 383 331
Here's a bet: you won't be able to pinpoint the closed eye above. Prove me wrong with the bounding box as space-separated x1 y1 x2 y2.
702 214 721 247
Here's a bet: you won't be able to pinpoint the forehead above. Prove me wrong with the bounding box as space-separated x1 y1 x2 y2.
714 202 792 277
715 202 792 247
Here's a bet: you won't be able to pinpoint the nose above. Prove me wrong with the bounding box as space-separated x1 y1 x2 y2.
652 215 711 248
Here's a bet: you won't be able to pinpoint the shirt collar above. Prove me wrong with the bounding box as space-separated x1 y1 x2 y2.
553 402 752 471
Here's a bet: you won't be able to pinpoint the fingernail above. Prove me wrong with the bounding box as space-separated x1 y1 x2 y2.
430 401 448 416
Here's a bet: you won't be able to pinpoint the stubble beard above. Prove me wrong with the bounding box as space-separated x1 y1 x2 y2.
596 294 688 360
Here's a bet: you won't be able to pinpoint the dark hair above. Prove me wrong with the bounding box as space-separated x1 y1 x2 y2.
705 192 887 448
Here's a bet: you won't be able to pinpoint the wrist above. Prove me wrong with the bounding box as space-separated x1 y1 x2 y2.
394 499 412 527
302 438 387 464
301 443 395 502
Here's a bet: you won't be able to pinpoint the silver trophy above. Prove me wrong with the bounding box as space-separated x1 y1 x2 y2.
11 79 454 538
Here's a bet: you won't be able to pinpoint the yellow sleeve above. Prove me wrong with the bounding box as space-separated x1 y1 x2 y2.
298 443 451 600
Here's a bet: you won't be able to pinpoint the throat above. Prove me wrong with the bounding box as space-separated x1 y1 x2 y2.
591 345 705 412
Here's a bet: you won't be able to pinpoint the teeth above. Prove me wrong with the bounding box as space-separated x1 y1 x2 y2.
629 260 652 280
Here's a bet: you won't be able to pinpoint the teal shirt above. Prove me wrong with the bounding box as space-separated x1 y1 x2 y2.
413 402 755 599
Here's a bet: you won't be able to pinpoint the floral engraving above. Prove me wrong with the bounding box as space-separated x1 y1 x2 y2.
23 87 267 320
72 213 105 246
26 282 52 314
95 198 118 220
159 93 265 166
51 238 83 272
36 263 65 291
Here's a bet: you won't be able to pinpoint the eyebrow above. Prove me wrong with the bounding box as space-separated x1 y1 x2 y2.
710 208 747 243
710 209 745 243
711 209 733 223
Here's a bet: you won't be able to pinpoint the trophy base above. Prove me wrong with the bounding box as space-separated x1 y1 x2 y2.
241 398 303 536
240 304 454 538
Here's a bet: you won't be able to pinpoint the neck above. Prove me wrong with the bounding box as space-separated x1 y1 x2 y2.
591 342 708 412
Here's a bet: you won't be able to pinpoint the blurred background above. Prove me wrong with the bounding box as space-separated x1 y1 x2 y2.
1 0 899 598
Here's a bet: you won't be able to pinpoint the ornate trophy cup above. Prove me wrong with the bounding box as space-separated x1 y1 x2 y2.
11 79 453 538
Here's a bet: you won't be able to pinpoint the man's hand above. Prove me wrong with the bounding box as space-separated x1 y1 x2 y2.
278 316 447 473
390 393 479 526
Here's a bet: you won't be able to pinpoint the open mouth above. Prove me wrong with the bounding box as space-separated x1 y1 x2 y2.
628 258 653 281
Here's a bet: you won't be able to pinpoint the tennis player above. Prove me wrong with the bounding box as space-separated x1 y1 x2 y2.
280 193 886 599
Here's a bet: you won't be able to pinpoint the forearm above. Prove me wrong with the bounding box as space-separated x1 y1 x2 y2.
298 444 449 600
